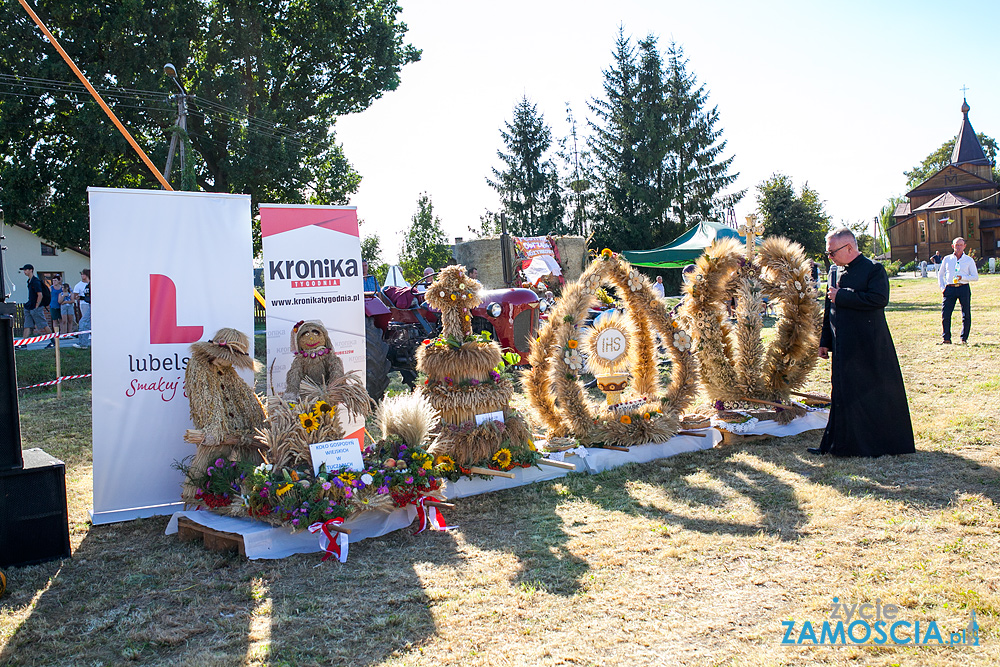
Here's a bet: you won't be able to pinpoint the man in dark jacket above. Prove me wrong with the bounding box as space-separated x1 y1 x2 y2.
809 228 914 457
19 264 52 338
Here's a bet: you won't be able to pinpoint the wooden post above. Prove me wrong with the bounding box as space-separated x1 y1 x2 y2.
537 458 576 470
54 324 61 399
467 466 516 479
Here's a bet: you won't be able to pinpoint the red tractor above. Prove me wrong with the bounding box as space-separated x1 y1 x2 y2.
365 276 546 400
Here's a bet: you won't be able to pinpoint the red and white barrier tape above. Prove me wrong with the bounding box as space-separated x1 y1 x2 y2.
13 330 91 347
18 373 93 390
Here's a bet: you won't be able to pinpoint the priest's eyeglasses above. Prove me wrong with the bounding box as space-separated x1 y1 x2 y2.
826 243 850 257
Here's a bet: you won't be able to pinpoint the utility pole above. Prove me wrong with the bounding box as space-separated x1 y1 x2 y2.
163 63 193 187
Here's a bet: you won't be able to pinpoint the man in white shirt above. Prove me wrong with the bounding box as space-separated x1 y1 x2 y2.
937 237 978 344
652 275 665 298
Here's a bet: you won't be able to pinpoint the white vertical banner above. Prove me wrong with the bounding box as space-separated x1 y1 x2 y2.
88 188 252 524
260 205 366 448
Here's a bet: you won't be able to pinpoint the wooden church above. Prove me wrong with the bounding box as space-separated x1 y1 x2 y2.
889 100 999 262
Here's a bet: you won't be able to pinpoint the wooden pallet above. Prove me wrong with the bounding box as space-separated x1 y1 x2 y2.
176 516 246 556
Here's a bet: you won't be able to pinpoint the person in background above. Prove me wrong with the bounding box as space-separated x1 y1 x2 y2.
415 267 434 295
468 267 478 280
19 264 52 339
49 276 63 334
543 290 556 308
930 250 942 272
937 236 978 345
652 275 665 298
72 269 91 348
362 260 379 293
58 283 76 335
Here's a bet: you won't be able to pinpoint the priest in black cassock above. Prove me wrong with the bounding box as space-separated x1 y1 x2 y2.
809 228 915 457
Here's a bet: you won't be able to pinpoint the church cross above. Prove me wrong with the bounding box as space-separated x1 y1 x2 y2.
961 84 969 96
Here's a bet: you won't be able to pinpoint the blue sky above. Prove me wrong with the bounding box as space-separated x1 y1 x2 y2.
336 0 1000 262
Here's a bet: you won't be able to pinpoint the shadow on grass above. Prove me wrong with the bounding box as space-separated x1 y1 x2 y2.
885 301 942 312
553 434 1000 545
0 483 587 665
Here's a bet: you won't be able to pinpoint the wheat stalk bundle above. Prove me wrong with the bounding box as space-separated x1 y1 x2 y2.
417 342 502 381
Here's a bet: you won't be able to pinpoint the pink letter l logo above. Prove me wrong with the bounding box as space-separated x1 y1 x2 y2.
149 274 203 344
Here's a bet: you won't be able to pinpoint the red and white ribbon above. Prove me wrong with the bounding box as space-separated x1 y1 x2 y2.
308 518 348 562
18 373 93 390
414 496 453 534
13 330 92 347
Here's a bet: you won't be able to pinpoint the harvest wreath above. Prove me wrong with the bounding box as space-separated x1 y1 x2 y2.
525 251 699 447
679 232 821 423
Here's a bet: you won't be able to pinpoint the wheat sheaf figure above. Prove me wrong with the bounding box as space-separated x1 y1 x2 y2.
524 251 699 447
679 230 821 418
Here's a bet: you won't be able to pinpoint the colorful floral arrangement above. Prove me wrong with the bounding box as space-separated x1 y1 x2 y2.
180 440 451 529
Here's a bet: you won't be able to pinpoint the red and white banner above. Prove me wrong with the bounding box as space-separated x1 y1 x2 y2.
88 188 253 524
260 205 366 447
513 236 562 286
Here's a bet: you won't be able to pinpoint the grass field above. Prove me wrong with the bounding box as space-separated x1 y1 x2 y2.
2 275 999 666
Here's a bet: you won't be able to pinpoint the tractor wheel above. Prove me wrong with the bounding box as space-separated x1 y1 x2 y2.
365 317 392 402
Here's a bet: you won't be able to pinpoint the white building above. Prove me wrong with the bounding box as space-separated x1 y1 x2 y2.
2 221 90 302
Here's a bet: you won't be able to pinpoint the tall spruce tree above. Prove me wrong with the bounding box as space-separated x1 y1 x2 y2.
588 32 742 252
587 29 644 251
486 96 566 236
665 41 743 226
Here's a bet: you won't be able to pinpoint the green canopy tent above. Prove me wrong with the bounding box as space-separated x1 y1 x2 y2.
621 220 752 268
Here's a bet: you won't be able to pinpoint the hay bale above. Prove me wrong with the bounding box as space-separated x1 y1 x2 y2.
452 235 588 288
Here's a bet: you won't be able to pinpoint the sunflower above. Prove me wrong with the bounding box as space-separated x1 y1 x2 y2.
492 448 513 469
313 400 334 418
338 472 356 485
643 413 651 420
620 415 632 425
567 339 578 349
276 483 293 497
299 413 319 432
601 248 613 259
434 455 456 472
527 440 537 452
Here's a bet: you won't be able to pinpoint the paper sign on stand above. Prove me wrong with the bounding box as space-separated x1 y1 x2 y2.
309 438 364 475
475 411 504 425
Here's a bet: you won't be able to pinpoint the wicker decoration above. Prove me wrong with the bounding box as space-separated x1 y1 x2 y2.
524 252 699 445
679 235 821 421
416 265 534 467
181 328 265 506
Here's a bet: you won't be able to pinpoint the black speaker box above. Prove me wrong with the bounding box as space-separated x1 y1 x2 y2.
0 315 23 471
0 448 71 567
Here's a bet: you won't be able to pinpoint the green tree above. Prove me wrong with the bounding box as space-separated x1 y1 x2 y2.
0 0 420 251
756 174 830 258
555 104 596 237
904 133 999 189
399 193 452 284
664 41 743 225
361 233 387 283
587 29 645 252
486 96 566 236
587 31 742 253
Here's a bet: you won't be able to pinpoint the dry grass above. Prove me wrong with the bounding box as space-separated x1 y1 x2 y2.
2 275 1000 666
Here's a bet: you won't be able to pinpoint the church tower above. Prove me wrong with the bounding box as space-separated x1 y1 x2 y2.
888 99 1000 261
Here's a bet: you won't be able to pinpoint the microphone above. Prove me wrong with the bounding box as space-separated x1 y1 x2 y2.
830 266 839 287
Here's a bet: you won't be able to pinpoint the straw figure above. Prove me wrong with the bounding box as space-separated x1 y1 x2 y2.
525 250 700 447
415 265 533 467
679 233 821 423
283 320 345 400
182 328 265 505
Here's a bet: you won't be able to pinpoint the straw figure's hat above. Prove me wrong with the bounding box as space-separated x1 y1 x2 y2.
190 328 259 371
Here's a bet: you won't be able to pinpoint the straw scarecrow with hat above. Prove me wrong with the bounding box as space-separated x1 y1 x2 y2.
181 328 266 506
283 320 345 400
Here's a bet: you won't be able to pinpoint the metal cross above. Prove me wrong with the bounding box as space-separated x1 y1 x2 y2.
961 84 969 96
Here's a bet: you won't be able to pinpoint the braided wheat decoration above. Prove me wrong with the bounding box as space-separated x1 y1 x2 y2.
525 253 699 446
679 236 821 418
